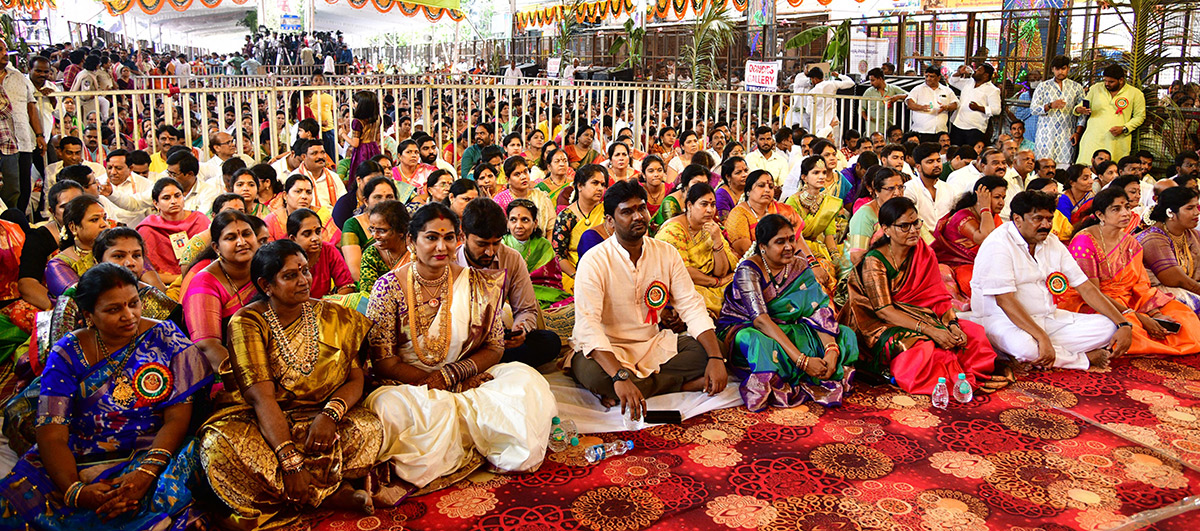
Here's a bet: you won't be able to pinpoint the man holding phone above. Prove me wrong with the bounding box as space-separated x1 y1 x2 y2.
456 198 562 369
1031 56 1086 167
1075 64 1146 165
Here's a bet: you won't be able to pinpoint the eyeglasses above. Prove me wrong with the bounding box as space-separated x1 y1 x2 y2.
890 220 923 232
879 185 903 194
367 226 391 236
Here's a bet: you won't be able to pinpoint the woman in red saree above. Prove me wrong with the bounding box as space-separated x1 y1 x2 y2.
135 178 210 286
1060 188 1200 355
931 175 1007 298
844 197 1007 395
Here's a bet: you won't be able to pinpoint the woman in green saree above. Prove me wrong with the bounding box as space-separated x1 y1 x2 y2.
716 214 858 412
504 199 571 308
535 146 574 210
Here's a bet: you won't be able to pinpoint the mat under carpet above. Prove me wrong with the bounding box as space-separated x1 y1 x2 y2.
309 354 1200 530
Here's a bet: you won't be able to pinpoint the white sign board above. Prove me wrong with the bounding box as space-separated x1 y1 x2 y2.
850 36 891 76
547 57 562 78
745 60 781 92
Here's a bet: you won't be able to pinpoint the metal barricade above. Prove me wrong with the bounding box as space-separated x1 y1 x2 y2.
45 81 913 175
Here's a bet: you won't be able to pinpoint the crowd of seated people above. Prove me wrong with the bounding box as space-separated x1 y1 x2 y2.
0 54 1196 529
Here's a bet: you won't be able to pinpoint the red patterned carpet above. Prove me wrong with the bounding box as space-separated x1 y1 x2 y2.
312 354 1200 530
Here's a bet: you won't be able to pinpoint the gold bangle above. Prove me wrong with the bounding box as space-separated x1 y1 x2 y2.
272 440 296 457
134 466 159 479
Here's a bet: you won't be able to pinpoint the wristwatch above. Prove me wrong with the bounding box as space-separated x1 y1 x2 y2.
611 368 632 382
1117 322 1132 329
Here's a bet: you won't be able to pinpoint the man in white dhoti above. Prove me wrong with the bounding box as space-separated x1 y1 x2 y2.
971 190 1132 370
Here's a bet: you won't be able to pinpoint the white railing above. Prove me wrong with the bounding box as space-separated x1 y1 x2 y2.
46 82 912 175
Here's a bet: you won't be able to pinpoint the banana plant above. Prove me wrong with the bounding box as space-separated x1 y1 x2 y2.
783 19 851 72
608 18 645 73
554 0 585 61
0 14 29 61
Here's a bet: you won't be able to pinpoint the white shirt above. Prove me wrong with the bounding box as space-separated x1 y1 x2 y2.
108 177 223 215
102 173 152 226
561 65 577 86
31 78 57 143
971 221 1089 320
903 176 955 234
199 153 256 186
2 65 36 152
45 160 106 191
949 73 1002 132
906 83 958 134
571 236 713 378
270 155 302 180
945 163 983 197
1000 167 1029 218
807 75 855 133
503 66 521 85
298 166 347 211
323 55 335 74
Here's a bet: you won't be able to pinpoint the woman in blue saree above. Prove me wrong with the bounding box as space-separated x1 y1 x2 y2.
0 263 212 530
717 214 858 412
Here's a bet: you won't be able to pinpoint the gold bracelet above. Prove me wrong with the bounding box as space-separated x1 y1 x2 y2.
272 440 296 457
134 465 160 479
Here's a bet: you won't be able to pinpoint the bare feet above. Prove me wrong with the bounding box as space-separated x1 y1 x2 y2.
320 484 374 515
1086 348 1113 370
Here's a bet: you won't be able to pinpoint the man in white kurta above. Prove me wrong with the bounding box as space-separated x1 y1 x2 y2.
905 67 959 142
1027 56 1084 163
970 191 1132 370
571 181 727 420
805 68 855 140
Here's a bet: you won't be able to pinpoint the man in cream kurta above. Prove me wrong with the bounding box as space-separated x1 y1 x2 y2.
1075 64 1145 165
571 180 727 420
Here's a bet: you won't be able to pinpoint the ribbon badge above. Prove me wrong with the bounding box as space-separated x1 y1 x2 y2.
133 362 173 406
1046 272 1069 296
1114 96 1129 116
644 280 669 324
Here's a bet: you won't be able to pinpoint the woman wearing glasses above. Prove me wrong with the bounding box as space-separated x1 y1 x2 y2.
845 168 905 265
844 197 1004 396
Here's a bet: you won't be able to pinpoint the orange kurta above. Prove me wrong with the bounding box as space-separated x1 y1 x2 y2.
1060 230 1200 356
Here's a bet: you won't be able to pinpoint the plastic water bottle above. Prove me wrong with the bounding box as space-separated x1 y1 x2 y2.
548 417 580 452
931 377 949 409
584 440 634 464
952 373 974 404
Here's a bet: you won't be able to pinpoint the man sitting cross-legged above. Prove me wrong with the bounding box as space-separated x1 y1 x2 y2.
569 180 728 420
971 190 1133 370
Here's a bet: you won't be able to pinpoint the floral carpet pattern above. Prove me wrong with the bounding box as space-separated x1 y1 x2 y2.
313 354 1200 530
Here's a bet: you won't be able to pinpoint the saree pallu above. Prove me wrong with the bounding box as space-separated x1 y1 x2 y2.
931 209 1001 299
0 219 24 300
564 145 605 168
392 163 435 193
364 268 553 491
1138 226 1200 315
716 260 858 412
535 177 574 209
136 212 210 277
784 193 843 291
5 284 182 455
551 203 604 294
0 321 211 531
843 242 996 395
504 235 571 308
342 213 374 250
650 195 683 231
724 201 804 252
1060 231 1200 356
45 252 95 300
200 300 382 530
714 186 738 221
655 220 736 315
1052 192 1092 242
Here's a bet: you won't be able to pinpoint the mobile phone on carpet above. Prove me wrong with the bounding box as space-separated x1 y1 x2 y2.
643 410 683 425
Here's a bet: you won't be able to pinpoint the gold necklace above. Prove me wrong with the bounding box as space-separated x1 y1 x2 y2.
405 266 453 366
96 331 137 409
797 189 822 214
1165 225 1195 277
264 300 320 376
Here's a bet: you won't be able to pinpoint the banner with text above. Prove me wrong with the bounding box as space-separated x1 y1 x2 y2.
745 60 781 92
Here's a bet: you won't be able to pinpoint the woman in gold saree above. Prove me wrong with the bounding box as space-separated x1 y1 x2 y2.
365 202 554 491
200 240 380 530
655 182 736 316
552 164 608 294
784 155 845 281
